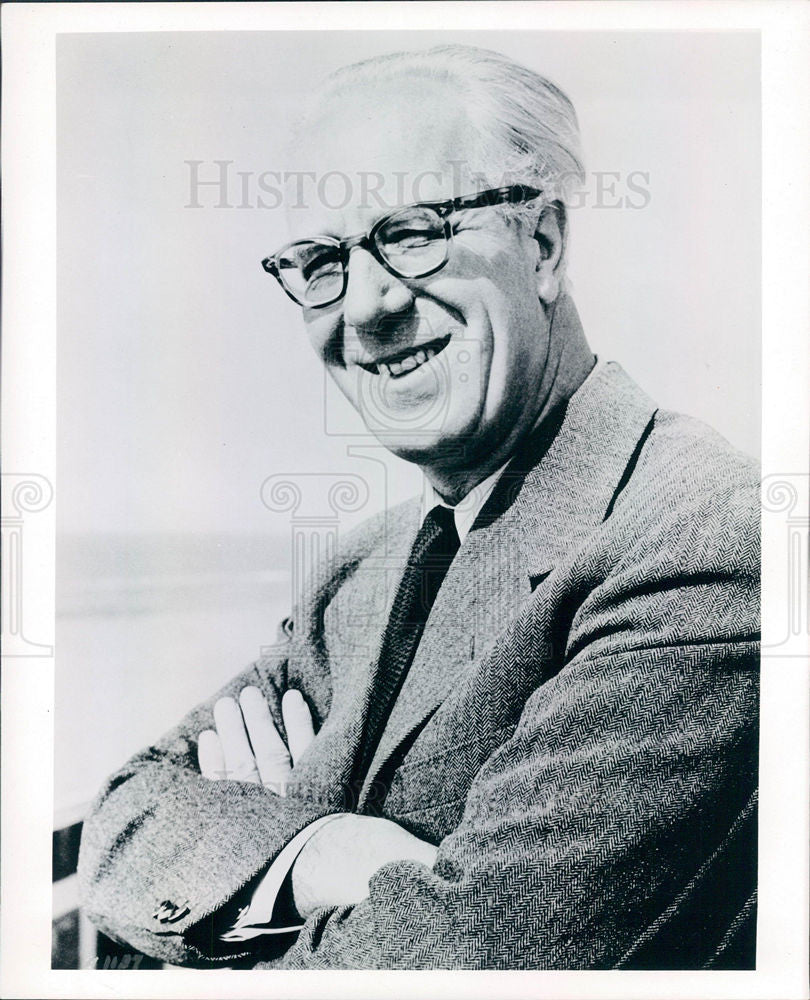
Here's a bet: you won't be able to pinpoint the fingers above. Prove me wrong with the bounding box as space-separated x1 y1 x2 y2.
282 689 316 765
204 687 313 792
197 729 226 780
238 686 292 793
213 696 261 784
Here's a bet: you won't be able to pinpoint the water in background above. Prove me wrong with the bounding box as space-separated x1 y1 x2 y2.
58 532 293 617
55 532 293 823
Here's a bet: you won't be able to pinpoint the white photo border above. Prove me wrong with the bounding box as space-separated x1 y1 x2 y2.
2 2 808 998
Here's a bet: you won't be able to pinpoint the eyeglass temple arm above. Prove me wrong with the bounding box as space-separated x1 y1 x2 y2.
450 185 543 212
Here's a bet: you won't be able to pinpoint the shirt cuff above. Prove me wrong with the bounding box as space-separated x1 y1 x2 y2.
220 813 344 941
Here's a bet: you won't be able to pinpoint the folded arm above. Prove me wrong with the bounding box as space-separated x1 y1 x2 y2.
76 631 333 967
196 685 438 936
80 484 759 970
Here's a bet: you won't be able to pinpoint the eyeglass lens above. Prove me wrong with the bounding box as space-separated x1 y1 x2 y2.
278 204 449 306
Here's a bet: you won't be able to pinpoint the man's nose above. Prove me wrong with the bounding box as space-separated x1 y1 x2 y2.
342 247 414 330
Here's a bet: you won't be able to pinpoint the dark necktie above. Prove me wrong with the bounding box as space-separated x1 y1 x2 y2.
353 503 461 800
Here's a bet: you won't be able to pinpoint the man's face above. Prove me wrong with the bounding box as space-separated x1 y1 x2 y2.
288 82 556 474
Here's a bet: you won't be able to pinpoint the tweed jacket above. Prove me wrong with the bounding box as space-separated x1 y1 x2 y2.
78 361 760 970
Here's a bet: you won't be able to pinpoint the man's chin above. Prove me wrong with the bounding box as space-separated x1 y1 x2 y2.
366 421 479 470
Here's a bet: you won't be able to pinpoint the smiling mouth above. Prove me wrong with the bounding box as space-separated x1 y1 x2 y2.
357 333 453 379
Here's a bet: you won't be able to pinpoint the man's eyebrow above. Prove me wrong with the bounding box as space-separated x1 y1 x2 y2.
321 223 350 240
294 226 341 241
297 214 381 245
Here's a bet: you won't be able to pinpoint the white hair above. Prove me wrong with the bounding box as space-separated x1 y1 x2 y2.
295 43 585 206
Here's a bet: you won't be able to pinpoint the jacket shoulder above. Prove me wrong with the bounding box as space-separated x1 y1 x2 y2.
603 406 760 579
291 495 420 613
336 495 421 562
640 407 758 493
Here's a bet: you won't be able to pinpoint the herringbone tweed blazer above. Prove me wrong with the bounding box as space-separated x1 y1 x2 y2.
78 361 760 970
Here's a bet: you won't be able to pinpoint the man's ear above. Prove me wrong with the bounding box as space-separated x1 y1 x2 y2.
532 202 567 306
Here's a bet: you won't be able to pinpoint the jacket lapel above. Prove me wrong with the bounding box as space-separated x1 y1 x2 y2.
514 360 658 578
356 361 658 808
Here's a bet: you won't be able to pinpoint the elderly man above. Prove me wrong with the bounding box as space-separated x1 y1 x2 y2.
78 45 759 970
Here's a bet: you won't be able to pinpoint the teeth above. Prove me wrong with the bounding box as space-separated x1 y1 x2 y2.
376 341 442 378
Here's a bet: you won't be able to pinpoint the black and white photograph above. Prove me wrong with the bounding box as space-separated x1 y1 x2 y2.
2 3 809 997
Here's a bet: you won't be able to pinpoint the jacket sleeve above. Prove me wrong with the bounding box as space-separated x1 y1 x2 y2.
258 480 759 969
77 625 334 967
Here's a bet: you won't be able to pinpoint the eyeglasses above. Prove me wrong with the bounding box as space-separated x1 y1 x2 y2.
261 185 543 309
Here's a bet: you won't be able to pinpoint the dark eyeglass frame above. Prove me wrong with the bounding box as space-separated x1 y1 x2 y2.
261 184 543 309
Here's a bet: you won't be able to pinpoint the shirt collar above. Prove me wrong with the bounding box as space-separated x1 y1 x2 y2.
421 461 510 544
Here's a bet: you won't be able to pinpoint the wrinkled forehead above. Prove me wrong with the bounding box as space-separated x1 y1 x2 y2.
284 77 491 239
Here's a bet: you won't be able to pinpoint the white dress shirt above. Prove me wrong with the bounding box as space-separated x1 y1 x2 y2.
421 461 511 543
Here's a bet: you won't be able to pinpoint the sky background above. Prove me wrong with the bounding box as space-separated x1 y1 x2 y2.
57 29 761 538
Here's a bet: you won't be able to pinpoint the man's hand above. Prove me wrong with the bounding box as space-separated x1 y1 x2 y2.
197 687 315 795
198 685 438 922
291 814 438 918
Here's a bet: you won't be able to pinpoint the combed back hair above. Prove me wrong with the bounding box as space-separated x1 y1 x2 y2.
294 43 585 210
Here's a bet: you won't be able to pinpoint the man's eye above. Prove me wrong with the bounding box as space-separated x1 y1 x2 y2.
385 227 442 249
306 268 341 292
302 252 340 282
